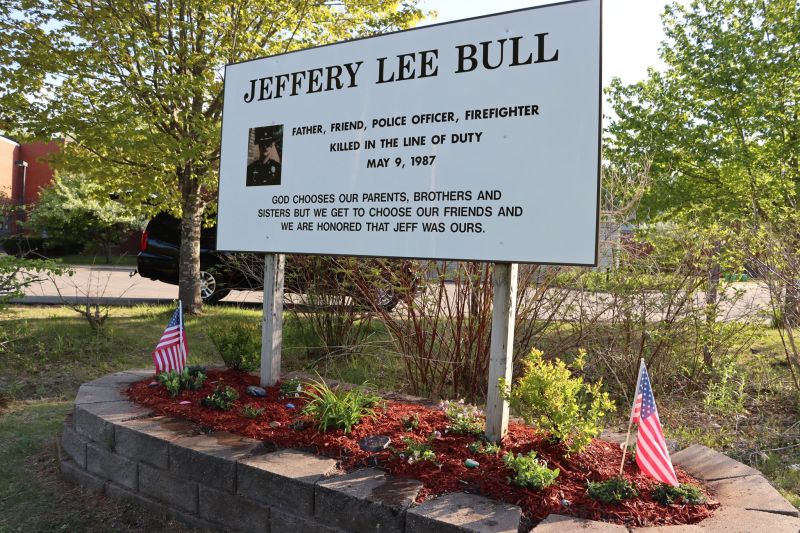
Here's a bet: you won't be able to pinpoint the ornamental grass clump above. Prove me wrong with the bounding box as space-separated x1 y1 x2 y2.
652 483 707 505
502 451 559 490
301 378 381 433
587 477 638 504
500 349 615 453
157 366 207 397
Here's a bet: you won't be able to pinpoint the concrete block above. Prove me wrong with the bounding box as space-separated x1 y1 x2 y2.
632 526 703 532
139 463 198 514
238 449 337 515
708 474 800 517
315 468 422 533
86 443 137 490
532 514 627 532
74 400 151 449
270 508 346 533
75 384 125 405
84 370 152 389
695 506 800 532
106 483 218 531
199 486 269 533
60 417 88 467
170 432 261 493
406 492 521 533
60 459 106 494
671 445 761 481
114 416 198 470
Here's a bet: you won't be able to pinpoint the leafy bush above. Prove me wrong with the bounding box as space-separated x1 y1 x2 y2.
439 399 484 436
156 366 207 397
208 320 260 371
500 349 615 453
398 436 437 464
401 413 420 431
467 440 500 455
280 377 303 398
502 451 559 490
651 483 706 505
587 477 638 504
301 378 381 433
241 405 265 419
202 384 239 410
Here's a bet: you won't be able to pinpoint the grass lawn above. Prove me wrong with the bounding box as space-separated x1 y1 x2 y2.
0 304 797 530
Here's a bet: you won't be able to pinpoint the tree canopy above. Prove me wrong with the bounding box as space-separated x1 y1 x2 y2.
606 0 800 226
0 0 425 311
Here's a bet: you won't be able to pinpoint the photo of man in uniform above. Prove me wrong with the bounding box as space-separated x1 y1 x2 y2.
246 125 283 186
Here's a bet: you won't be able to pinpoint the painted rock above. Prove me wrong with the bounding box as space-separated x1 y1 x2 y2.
359 435 391 453
464 459 479 468
246 385 267 397
269 421 281 429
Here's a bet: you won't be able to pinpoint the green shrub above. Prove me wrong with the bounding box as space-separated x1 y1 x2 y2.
500 349 615 453
202 384 239 410
280 377 303 398
502 451 559 490
301 378 381 433
439 399 484 436
208 320 260 371
587 477 638 504
401 413 420 431
467 440 501 455
651 483 706 505
241 405 265 419
156 366 207 397
398 437 437 464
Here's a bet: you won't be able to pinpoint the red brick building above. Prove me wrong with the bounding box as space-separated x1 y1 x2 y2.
0 135 60 236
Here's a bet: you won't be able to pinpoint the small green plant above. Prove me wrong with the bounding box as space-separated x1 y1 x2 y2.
280 377 302 398
439 399 484 436
156 366 207 397
587 477 638 504
502 451 559 490
467 440 501 455
401 413 420 431
500 349 615 453
651 483 707 505
208 320 260 371
301 378 381 433
202 384 239 410
398 436 437 464
241 404 265 419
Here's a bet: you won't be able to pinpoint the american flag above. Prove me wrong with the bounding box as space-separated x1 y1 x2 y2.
633 363 679 486
152 303 188 374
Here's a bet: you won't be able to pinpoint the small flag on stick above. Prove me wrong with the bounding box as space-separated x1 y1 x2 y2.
632 362 679 486
152 302 188 374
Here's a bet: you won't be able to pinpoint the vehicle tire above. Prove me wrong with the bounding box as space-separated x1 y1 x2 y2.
354 280 401 312
200 270 230 304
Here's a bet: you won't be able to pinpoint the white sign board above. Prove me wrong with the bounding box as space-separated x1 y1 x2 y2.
218 0 601 265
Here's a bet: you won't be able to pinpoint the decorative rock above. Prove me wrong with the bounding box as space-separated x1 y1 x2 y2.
560 499 571 507
464 459 479 468
268 421 281 429
285 403 295 409
358 435 391 453
246 385 267 397
179 400 191 405
148 381 159 388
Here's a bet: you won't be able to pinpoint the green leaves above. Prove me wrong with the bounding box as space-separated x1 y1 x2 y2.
502 451 559 490
500 349 615 454
300 378 381 434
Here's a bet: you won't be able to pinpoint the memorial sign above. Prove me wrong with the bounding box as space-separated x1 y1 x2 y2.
218 0 601 265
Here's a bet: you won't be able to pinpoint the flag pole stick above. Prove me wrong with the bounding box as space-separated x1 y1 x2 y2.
619 358 645 476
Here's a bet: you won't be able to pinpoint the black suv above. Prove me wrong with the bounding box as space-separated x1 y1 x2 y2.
136 213 416 309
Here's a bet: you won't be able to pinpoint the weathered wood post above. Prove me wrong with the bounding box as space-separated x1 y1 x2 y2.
485 262 518 443
260 253 285 387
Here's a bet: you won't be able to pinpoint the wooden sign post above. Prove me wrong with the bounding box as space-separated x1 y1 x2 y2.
260 253 285 387
485 262 518 443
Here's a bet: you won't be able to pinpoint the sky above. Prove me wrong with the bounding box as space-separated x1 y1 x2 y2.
417 0 681 88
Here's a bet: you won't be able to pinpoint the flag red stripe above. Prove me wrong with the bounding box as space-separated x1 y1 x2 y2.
637 431 676 484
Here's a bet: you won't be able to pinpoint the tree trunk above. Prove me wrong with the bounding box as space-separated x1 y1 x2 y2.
178 169 204 314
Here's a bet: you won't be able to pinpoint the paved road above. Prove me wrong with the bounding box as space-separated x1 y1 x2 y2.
14 265 773 322
15 265 264 306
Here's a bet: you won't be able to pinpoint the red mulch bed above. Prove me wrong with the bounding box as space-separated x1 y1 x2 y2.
127 369 718 528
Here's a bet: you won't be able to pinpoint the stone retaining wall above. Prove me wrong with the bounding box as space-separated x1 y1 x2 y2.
60 370 800 533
